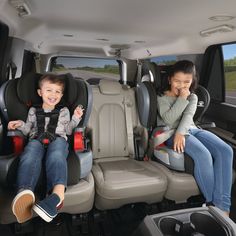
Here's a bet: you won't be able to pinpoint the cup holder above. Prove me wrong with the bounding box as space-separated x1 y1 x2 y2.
158 216 194 236
190 212 228 236
158 212 228 236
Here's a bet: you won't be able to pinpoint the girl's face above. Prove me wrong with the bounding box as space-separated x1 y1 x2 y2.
37 81 63 109
169 72 193 96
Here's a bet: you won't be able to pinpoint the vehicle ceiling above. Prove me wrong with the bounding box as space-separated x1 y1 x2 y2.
1 0 236 59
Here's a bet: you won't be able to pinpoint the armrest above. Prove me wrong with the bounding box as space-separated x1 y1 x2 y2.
73 127 93 178
7 130 25 137
74 127 89 152
7 130 26 155
196 122 216 129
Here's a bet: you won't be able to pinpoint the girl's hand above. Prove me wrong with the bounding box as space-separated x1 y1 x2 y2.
173 133 185 153
8 120 23 130
178 88 190 99
73 105 84 119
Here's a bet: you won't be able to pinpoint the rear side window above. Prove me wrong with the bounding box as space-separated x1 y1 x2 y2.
222 44 236 105
50 57 120 83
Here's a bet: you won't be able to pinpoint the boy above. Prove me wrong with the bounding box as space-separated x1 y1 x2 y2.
8 74 84 223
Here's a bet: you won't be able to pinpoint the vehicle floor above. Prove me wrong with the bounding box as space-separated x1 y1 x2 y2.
1 184 236 236
0 197 207 236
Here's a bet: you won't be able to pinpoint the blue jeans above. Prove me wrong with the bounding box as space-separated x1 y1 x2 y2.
17 137 69 193
166 128 233 212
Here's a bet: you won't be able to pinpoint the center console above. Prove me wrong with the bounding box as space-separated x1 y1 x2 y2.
133 207 236 236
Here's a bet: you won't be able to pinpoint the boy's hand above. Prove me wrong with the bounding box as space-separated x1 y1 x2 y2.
173 133 185 153
73 105 84 119
8 120 23 130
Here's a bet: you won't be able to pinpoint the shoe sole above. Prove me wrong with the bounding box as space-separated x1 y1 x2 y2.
32 204 54 223
12 190 35 223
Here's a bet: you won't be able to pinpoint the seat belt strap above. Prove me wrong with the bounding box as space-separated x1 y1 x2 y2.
136 60 142 84
124 94 135 156
34 54 41 73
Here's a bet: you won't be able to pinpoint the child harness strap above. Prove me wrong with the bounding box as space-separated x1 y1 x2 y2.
35 107 61 145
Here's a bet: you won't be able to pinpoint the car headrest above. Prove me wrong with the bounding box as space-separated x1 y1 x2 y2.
99 80 122 95
149 62 161 89
141 74 151 82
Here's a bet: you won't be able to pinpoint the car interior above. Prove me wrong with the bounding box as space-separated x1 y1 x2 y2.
1 0 236 236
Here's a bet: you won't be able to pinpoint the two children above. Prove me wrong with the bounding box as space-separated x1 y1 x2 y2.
8 74 84 223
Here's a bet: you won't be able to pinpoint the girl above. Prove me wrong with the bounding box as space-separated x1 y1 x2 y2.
157 60 233 216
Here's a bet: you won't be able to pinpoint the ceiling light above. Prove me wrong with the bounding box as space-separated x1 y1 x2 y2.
134 40 146 43
200 24 234 37
209 15 235 21
9 0 31 17
96 38 109 41
63 34 74 37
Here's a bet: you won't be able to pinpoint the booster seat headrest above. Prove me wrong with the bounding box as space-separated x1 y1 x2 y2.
16 72 79 107
17 72 42 105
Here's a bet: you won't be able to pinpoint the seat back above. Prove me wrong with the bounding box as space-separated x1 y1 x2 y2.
88 79 139 159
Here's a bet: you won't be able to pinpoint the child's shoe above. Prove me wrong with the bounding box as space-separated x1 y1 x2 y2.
32 193 61 222
12 189 35 223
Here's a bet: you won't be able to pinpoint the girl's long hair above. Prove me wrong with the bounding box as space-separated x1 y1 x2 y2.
158 60 198 96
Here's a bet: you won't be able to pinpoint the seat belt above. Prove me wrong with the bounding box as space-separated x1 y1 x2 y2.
123 92 135 156
34 53 41 73
136 60 142 84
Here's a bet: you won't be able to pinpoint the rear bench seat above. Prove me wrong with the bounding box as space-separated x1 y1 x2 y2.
87 80 167 210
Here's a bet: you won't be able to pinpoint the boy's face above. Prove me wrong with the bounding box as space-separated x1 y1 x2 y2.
37 80 63 109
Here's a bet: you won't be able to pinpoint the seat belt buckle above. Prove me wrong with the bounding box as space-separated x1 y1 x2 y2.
154 130 165 148
42 138 50 145
143 155 149 161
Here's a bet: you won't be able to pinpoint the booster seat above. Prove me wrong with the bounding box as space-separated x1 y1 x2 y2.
0 72 94 223
137 62 212 172
136 62 202 202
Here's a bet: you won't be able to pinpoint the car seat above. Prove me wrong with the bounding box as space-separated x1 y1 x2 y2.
87 79 167 210
0 72 94 224
136 62 201 202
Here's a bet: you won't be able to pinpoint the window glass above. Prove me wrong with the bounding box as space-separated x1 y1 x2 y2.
222 44 236 105
150 55 177 65
50 57 120 82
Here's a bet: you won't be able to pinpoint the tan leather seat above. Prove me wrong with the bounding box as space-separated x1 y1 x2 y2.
150 162 200 203
88 80 167 210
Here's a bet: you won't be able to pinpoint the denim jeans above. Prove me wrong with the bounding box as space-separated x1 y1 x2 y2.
17 137 69 193
166 128 233 212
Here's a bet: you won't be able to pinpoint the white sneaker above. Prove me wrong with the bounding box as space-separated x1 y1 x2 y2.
12 189 35 223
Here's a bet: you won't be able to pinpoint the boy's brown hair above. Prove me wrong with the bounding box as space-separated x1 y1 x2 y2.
38 74 66 92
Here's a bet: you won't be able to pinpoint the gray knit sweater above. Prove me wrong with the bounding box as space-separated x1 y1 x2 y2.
17 107 81 140
156 93 198 135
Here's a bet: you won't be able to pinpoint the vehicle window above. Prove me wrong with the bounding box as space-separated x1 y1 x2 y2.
50 57 120 82
150 55 177 65
222 44 236 105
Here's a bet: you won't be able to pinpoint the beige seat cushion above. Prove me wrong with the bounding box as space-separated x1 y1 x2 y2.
150 161 200 203
93 157 167 210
